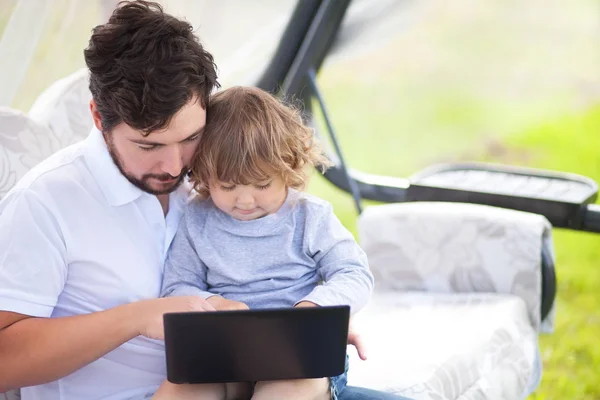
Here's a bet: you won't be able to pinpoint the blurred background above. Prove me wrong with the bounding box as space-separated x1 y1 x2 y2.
1 0 599 398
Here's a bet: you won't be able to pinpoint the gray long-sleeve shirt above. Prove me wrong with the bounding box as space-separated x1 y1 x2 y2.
161 190 373 313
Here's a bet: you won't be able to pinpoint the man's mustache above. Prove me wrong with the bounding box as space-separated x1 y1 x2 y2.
145 168 188 182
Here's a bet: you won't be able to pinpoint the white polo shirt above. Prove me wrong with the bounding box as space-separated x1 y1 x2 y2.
0 128 188 399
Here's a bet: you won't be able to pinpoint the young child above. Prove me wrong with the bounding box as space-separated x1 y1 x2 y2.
158 86 374 400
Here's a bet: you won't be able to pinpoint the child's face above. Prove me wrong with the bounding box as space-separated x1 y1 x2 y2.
209 176 288 221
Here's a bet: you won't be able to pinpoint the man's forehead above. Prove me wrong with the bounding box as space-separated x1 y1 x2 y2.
130 124 205 145
128 101 206 143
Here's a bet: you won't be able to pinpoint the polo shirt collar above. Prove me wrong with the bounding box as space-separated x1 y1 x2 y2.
83 127 144 207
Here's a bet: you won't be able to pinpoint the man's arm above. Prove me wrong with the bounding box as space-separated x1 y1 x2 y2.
0 296 214 392
0 190 215 390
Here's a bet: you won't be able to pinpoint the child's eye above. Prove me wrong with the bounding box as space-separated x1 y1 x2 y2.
255 182 272 190
220 185 236 192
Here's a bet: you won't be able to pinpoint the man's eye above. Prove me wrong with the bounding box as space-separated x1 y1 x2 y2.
138 145 158 152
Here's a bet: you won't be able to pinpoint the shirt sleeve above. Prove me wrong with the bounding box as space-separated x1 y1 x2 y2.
299 202 374 313
0 189 68 317
160 213 215 299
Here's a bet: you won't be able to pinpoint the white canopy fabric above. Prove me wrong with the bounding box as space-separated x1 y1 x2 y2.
0 0 414 111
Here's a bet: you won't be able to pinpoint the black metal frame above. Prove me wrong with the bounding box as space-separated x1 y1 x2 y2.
253 0 600 322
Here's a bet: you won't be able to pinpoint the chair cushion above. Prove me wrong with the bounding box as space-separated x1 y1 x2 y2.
358 202 555 332
347 292 540 400
28 67 92 144
0 69 92 200
0 107 57 198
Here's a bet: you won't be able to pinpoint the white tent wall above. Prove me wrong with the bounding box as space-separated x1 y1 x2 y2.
0 0 414 113
0 0 298 113
0 0 51 108
0 0 102 111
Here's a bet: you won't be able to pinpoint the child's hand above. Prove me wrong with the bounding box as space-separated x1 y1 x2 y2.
294 301 368 360
347 322 368 361
294 301 319 308
207 296 249 311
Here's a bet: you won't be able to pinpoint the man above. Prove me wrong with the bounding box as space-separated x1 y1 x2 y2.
0 1 404 399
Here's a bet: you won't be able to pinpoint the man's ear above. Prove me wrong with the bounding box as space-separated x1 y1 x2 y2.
89 100 103 131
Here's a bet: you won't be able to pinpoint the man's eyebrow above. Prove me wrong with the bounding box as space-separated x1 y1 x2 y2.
129 126 205 146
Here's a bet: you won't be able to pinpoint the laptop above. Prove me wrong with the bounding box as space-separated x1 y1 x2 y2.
163 305 350 384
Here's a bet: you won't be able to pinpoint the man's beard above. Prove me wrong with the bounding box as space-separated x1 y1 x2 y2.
104 134 188 195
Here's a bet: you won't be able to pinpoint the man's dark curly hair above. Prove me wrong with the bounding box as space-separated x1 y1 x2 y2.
84 0 219 135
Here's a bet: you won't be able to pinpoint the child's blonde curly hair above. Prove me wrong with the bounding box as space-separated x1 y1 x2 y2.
190 86 332 198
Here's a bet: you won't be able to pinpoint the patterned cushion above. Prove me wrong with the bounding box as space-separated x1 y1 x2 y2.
0 69 91 200
0 108 57 198
28 67 92 143
357 201 556 332
347 292 541 400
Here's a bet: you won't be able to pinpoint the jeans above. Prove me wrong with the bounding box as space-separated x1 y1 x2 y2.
330 356 411 400
329 355 349 399
338 386 413 400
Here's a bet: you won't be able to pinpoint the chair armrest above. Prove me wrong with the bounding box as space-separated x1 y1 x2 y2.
357 201 555 332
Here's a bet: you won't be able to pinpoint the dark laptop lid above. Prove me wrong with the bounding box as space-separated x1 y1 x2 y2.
164 305 350 384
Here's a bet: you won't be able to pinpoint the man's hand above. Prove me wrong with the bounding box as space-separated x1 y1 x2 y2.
207 296 249 311
134 296 216 341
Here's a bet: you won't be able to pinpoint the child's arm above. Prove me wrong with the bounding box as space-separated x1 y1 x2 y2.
299 203 374 313
161 215 248 311
160 216 214 299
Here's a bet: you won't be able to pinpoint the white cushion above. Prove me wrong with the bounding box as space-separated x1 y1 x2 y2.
358 202 555 332
0 68 92 200
348 292 540 400
28 67 93 144
0 108 57 198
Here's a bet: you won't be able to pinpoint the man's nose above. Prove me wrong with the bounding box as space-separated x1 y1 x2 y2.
161 145 184 176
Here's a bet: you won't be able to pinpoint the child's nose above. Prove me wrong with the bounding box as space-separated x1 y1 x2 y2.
236 192 254 206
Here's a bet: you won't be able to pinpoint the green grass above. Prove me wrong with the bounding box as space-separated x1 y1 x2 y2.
503 108 600 399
